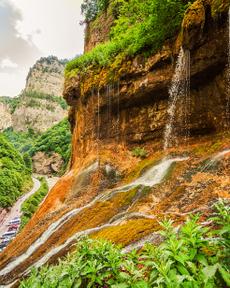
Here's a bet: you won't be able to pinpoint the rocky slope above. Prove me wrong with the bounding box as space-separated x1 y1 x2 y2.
0 0 229 286
0 102 12 132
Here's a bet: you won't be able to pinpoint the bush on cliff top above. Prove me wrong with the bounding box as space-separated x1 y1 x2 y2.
20 201 230 287
66 0 193 76
81 0 110 22
0 134 32 208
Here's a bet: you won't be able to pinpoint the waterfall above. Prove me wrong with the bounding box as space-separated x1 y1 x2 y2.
116 80 120 142
97 89 100 166
164 48 191 150
226 7 230 126
0 156 188 281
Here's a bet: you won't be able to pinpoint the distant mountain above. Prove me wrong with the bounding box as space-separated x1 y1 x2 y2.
0 56 68 133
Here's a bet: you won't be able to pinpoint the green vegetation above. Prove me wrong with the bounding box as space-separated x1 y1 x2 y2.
20 201 229 287
20 177 49 229
132 147 148 159
23 91 68 110
3 119 71 175
0 96 20 113
66 0 193 76
3 128 36 154
81 0 110 22
0 134 32 208
30 119 71 171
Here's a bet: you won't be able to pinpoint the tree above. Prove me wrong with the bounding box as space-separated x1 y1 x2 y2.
23 152 32 172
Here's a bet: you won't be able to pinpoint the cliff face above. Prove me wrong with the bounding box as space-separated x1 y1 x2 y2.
0 1 229 286
25 56 65 97
65 0 229 162
12 97 66 133
0 56 67 133
84 9 114 52
0 102 12 131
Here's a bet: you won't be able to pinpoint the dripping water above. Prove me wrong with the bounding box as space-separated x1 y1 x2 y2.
164 48 191 150
97 89 100 167
226 7 230 127
116 80 120 143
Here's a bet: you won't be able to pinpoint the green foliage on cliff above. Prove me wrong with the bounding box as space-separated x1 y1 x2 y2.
20 201 230 287
23 91 68 110
30 118 71 170
0 96 20 113
132 147 148 159
3 128 36 155
81 0 110 22
20 177 49 229
66 0 193 76
0 134 32 208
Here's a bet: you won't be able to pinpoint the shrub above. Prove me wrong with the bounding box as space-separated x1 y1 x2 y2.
66 0 194 76
20 201 230 287
81 0 110 22
132 147 148 159
20 177 49 229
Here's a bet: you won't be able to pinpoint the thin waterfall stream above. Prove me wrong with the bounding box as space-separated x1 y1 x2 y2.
226 6 230 126
0 156 188 282
164 47 191 150
97 89 100 167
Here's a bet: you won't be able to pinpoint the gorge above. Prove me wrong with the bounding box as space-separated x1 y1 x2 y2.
0 0 229 287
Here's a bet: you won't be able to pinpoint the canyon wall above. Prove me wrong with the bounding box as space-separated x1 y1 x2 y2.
64 0 229 166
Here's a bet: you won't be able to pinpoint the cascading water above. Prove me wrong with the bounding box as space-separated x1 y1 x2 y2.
200 149 230 172
0 156 188 284
164 47 191 150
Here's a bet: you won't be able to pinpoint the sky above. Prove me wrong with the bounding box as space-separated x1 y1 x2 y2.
0 0 84 97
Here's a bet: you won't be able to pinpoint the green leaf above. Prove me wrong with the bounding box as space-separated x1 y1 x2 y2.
202 264 219 283
218 267 230 286
111 284 129 288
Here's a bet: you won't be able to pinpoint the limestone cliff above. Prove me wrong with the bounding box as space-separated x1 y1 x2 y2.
0 56 67 133
25 56 65 97
0 102 12 131
0 1 229 286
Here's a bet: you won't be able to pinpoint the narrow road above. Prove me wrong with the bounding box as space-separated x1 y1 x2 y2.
0 177 41 236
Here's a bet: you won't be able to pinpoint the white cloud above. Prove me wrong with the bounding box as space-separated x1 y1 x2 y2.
0 0 85 96
10 0 85 59
0 70 27 96
0 57 18 68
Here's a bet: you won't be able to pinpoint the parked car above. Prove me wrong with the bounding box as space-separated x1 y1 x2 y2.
2 231 16 239
0 243 6 250
8 224 19 231
9 219 20 225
